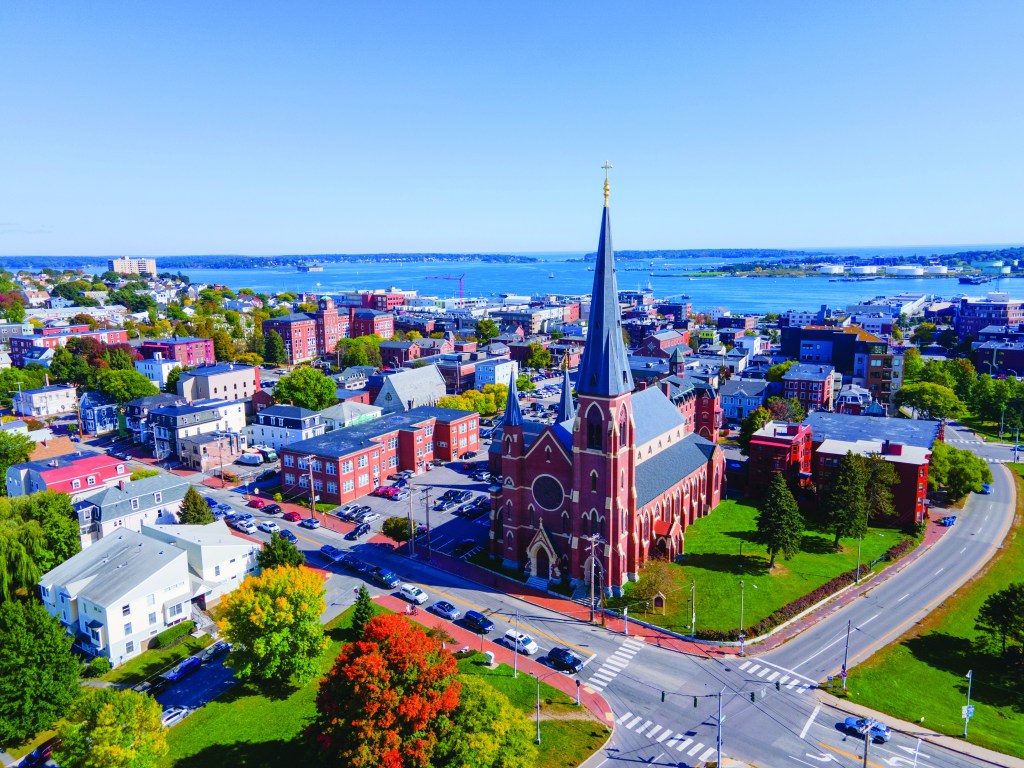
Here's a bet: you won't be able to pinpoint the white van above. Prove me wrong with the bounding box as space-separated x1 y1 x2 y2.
236 453 263 466
502 630 539 655
399 584 428 605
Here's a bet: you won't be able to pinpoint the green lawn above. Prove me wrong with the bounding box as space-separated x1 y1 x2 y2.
616 499 910 635
959 415 1015 444
103 635 213 686
161 609 603 768
846 467 1024 758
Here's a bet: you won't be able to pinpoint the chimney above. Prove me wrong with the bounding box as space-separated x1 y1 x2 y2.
118 479 126 490
660 380 672 399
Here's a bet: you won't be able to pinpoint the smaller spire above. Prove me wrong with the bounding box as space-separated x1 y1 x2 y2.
601 161 613 208
503 369 523 427
557 365 576 423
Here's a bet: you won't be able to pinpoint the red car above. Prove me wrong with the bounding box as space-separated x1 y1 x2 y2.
282 511 303 522
247 498 266 509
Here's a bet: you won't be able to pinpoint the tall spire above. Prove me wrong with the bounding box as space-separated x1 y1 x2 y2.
503 369 523 427
577 165 634 398
557 363 576 422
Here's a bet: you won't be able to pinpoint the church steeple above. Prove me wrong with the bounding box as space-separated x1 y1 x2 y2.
503 369 524 427
576 165 634 398
556 363 576 422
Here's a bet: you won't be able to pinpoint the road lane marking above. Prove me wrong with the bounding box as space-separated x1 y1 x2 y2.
800 704 821 739
779 675 790 684
591 672 615 683
666 734 683 747
655 729 670 742
897 593 910 602
959 547 966 554
756 659 819 684
602 657 628 669
738 660 751 671
635 720 652 734
616 711 633 724
935 567 945 575
757 668 770 678
647 724 661 738
699 748 716 762
677 738 693 751
766 671 780 681
746 663 762 674
794 632 847 668
626 715 642 729
687 741 705 756
857 613 880 630
819 741 885 768
787 679 800 689
623 638 646 649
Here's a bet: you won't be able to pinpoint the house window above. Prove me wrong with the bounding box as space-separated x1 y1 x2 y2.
126 640 135 654
357 473 369 487
283 455 294 467
131 498 140 511
148 612 157 625
71 479 81 490
357 455 368 468
326 464 337 475
586 407 602 450
215 565 221 577
154 492 162 503
147 593 155 606
327 481 338 494
87 476 96 486
284 473 295 485
169 603 183 617
343 479 354 493
342 461 353 473
124 622 133 636
122 604 131 616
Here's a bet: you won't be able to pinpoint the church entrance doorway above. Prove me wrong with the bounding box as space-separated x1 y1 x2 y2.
536 548 550 580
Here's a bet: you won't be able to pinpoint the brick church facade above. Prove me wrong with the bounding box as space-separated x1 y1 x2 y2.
489 182 725 594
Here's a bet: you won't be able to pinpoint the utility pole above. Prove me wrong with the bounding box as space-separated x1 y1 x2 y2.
585 534 602 623
842 619 851 691
423 487 432 561
739 580 746 657
407 487 416 557
513 608 520 678
690 580 696 639
716 688 723 766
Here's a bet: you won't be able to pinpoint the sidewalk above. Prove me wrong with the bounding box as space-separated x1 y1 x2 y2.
818 690 1024 768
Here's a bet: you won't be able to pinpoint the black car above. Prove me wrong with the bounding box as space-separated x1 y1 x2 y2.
257 469 278 481
345 522 371 541
453 539 478 557
340 553 368 573
453 490 473 502
440 489 460 501
462 610 495 634
200 640 231 663
547 647 584 673
263 503 282 515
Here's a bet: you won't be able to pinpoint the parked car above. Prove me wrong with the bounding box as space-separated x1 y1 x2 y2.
462 610 495 634
369 567 400 588
359 511 380 523
247 498 266 509
547 647 584 673
263 503 282 515
843 717 891 743
345 522 371 540
161 705 191 729
279 529 298 544
502 630 539 655
392 489 410 501
434 499 456 512
440 489 460 501
237 520 258 534
257 469 278 482
300 517 321 530
215 502 233 514
237 453 263 466
453 539 478 557
340 553 368 573
320 544 345 562
258 520 281 533
282 511 303 522
400 583 428 604
980 483 993 494
430 601 461 621
200 640 231 663
223 513 239 526
20 736 63 767
160 655 202 683
204 496 219 508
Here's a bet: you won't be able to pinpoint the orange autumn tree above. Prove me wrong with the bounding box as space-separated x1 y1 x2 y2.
308 613 461 768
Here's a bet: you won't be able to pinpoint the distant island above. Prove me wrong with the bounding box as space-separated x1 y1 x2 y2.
0 252 537 271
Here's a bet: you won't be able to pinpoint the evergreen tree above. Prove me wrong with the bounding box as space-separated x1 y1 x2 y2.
975 582 1024 655
256 532 305 570
264 330 287 365
753 473 804 569
824 451 868 549
862 454 899 521
351 585 375 637
178 487 214 525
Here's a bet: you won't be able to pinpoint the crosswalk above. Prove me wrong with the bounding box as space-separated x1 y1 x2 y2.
616 711 718 762
585 637 645 691
736 660 816 693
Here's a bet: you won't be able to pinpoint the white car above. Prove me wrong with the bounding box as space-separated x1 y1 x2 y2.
360 511 380 523
236 520 257 535
400 583 428 605
258 520 281 533
161 706 190 728
503 630 539 655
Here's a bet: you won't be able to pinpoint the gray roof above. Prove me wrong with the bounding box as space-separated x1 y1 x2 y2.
180 363 257 378
783 364 834 382
632 387 687 446
38 529 185 607
266 312 314 324
283 405 474 459
719 379 769 399
803 412 940 449
635 434 717 506
21 384 76 397
259 404 318 420
74 474 191 522
375 365 446 411
577 205 634 397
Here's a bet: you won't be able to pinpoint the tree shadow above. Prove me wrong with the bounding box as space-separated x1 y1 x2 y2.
904 633 1024 712
172 738 315 768
722 530 758 543
799 534 836 555
681 552 769 576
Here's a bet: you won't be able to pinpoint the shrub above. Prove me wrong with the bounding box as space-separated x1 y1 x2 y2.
150 620 195 649
84 656 112 678
273 492 283 503
222 471 238 483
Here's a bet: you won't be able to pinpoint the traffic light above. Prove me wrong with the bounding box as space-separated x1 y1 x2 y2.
693 697 698 708
775 681 781 691
661 691 666 703
750 691 756 702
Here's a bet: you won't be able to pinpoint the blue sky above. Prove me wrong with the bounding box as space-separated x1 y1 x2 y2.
1 2 1022 255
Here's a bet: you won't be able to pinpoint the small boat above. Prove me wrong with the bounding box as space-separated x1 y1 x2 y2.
587 266 594 271
549 272 555 278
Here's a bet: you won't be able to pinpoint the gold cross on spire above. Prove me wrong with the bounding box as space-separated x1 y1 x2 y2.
602 161 613 207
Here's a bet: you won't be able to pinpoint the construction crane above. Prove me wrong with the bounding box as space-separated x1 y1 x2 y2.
425 273 466 299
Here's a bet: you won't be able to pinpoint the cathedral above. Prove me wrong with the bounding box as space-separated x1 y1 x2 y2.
488 178 725 594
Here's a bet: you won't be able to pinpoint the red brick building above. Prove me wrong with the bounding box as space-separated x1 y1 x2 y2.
262 298 349 365
361 290 407 312
350 308 394 339
746 421 813 495
638 330 690 359
278 406 478 505
140 336 216 367
10 328 130 367
782 363 835 413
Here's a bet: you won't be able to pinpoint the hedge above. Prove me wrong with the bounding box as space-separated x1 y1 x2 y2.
694 538 918 641
151 620 195 648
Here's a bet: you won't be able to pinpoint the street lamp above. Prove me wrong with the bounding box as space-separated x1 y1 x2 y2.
690 580 696 639
739 580 756 657
532 670 561 745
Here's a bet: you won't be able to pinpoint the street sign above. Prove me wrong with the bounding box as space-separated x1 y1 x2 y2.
962 705 975 719
840 669 848 679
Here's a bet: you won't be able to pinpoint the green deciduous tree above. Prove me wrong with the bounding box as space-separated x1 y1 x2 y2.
0 431 34 496
474 318 500 345
307 613 460 767
212 330 235 362
893 381 965 421
753 473 804 568
381 516 412 543
177 486 214 525
525 342 551 370
0 491 81 601
766 360 796 383
902 347 923 382
256 531 305 570
219 565 327 684
55 688 167 768
263 330 287 365
0 599 81 743
738 407 771 456
975 582 1024 655
95 369 158 404
273 366 337 411
928 442 993 502
433 675 536 768
351 585 375 637
164 366 184 395
824 451 868 549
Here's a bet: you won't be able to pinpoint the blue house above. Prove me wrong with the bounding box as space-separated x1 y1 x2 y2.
79 392 119 436
719 378 769 423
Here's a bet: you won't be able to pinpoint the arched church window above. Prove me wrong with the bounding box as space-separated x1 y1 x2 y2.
591 471 598 492
586 406 602 450
505 437 513 455
528 505 534 526
545 446 551 462
561 512 569 534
